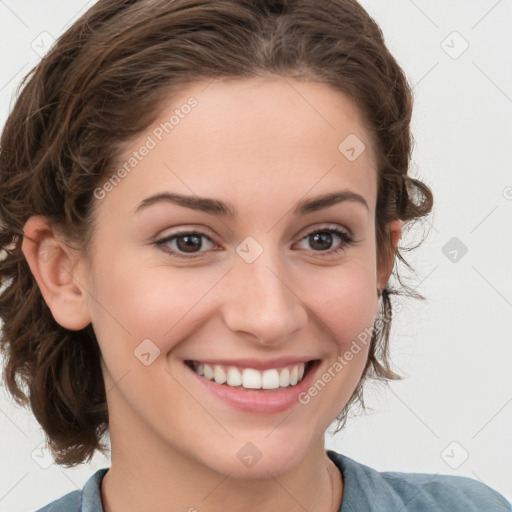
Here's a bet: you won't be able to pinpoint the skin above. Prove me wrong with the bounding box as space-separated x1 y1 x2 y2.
22 76 401 512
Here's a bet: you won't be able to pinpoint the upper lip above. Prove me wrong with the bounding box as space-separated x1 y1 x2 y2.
184 357 318 371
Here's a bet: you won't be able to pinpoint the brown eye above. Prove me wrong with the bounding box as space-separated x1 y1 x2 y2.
297 227 354 256
175 234 203 253
156 231 215 258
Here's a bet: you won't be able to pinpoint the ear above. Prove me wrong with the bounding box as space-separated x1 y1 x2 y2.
376 218 402 309
21 215 92 330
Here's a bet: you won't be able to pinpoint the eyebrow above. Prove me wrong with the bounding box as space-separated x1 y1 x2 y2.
133 189 369 217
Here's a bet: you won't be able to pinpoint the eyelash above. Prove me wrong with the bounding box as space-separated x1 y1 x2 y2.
154 226 355 259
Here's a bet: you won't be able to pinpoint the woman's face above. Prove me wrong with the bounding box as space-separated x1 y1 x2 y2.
80 77 398 477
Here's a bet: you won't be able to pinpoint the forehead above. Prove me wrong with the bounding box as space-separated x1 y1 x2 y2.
104 77 378 220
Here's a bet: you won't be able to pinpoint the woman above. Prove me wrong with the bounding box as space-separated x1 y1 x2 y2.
0 1 509 510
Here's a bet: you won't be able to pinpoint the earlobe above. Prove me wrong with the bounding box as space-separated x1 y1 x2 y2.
21 216 92 330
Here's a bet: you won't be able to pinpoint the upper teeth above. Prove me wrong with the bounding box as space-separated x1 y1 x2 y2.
190 362 306 389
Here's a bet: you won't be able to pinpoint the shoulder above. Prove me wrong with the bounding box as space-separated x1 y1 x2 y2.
34 491 81 512
327 450 511 512
34 468 109 512
380 469 512 511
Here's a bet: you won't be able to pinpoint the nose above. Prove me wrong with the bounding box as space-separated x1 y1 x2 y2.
221 245 308 346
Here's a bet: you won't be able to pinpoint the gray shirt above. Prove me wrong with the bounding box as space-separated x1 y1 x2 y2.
35 450 511 511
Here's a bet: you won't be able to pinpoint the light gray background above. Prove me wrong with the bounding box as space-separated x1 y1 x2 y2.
1 1 511 510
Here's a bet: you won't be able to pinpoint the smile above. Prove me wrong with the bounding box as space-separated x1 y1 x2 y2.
185 360 314 391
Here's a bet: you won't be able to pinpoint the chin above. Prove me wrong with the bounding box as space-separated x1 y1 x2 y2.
194 433 316 479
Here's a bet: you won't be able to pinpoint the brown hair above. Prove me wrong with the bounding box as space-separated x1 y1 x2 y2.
0 0 433 466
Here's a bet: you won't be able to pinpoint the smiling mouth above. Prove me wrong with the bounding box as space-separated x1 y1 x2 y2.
184 360 317 391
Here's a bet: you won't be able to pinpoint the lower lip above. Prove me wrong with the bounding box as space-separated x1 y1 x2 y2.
184 361 320 414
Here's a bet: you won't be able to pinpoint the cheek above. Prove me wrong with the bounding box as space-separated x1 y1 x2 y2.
300 262 379 348
292 265 377 426
87 252 226 363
